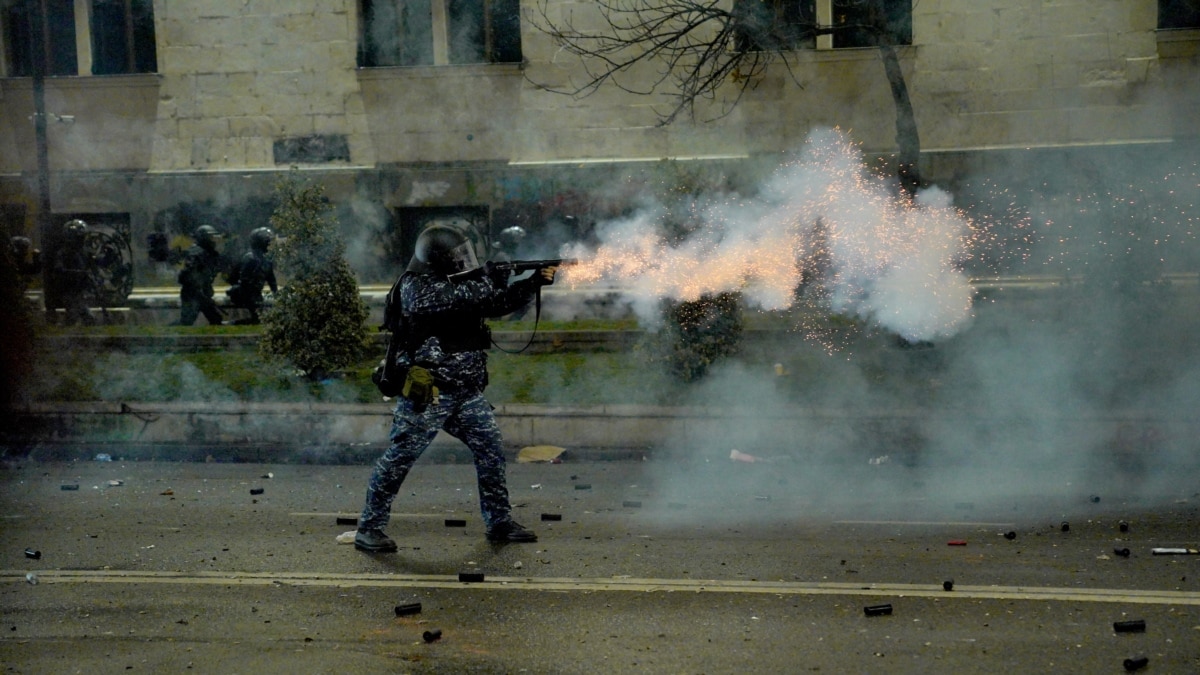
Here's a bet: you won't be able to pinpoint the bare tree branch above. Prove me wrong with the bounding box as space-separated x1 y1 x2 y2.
527 0 924 194
527 0 814 125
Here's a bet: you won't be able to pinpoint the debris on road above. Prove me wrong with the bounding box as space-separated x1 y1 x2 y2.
864 604 892 617
1151 547 1198 555
423 629 442 643
1113 619 1146 633
1004 531 1017 540
1114 547 1131 558
1061 522 1070 532
24 548 40 560
94 453 112 462
1119 520 1130 532
336 516 357 526
394 603 422 617
249 488 265 495
445 519 467 527
943 580 954 591
60 484 79 491
1123 655 1149 671
540 513 562 521
25 573 37 585
458 572 484 583
335 531 355 544
574 483 592 490
517 445 566 463
947 540 967 546
730 449 764 463
106 480 123 487
160 489 174 496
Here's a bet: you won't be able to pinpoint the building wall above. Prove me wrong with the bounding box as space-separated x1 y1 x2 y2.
0 0 1196 274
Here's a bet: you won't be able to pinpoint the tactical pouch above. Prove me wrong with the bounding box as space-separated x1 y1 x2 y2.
401 366 438 410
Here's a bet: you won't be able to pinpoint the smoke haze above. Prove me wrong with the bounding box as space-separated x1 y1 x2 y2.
563 128 977 342
548 129 1199 521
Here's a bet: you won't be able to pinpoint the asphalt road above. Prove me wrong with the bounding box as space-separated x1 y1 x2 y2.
2 456 1199 674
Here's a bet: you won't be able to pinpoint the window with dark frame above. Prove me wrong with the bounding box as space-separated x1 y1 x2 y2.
734 0 911 52
90 0 158 75
3 0 78 76
1159 0 1200 29
359 0 521 67
2 0 156 76
832 0 911 48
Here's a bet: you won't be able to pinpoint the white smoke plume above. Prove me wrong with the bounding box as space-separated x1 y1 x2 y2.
561 128 978 342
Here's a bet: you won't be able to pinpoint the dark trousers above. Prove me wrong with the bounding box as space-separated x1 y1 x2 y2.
360 391 513 531
178 290 222 325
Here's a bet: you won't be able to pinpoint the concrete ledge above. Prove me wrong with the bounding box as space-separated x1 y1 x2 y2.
4 401 1195 466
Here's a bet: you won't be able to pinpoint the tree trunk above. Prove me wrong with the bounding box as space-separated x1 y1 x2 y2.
880 45 921 197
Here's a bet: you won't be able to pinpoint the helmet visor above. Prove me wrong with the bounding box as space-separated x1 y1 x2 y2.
448 239 480 273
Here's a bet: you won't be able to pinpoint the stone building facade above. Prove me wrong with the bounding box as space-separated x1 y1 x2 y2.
0 0 1196 287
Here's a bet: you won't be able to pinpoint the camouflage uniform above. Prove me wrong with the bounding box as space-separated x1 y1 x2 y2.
359 269 542 532
176 242 224 325
226 247 277 324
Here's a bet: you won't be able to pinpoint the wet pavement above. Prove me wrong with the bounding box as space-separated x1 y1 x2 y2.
3 457 1199 673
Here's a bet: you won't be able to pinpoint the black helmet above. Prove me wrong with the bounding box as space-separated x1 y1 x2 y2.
64 219 88 240
408 225 479 275
494 226 526 252
10 236 33 258
249 227 273 253
194 224 222 249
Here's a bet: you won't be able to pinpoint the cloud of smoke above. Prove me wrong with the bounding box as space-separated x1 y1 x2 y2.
562 128 976 342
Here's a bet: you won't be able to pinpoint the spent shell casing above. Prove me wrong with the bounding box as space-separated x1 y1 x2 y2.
394 603 422 617
1123 656 1149 671
423 629 442 643
1113 619 1146 633
864 604 893 617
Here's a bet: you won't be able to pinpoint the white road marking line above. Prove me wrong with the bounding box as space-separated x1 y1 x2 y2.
836 520 1018 527
4 570 1198 605
289 512 448 518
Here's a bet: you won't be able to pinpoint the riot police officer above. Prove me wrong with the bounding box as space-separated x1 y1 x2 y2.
49 220 95 326
226 227 278 325
172 224 225 326
355 225 557 552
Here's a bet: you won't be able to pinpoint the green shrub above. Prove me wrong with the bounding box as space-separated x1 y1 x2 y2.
259 172 370 380
649 292 744 382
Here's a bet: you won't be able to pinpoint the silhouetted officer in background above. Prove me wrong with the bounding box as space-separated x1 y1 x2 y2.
172 224 225 326
49 220 96 326
226 227 278 325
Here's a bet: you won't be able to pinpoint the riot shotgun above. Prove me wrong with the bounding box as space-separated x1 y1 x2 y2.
490 258 579 273
449 258 579 282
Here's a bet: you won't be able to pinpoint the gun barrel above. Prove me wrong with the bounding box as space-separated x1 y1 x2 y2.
495 258 579 272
